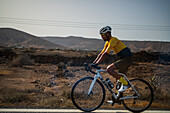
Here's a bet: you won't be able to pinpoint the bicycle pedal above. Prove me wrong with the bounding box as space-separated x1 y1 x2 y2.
112 96 122 105
107 100 114 106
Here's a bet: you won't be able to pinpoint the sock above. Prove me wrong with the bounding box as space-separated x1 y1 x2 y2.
119 77 128 85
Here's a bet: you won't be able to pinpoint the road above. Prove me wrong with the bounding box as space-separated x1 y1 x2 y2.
0 109 170 113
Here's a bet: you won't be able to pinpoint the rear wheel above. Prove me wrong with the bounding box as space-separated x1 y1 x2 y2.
71 77 105 112
122 79 154 112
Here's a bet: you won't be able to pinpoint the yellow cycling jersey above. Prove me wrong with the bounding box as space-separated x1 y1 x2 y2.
101 37 127 54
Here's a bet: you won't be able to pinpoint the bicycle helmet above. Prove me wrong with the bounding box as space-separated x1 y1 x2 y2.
100 26 112 34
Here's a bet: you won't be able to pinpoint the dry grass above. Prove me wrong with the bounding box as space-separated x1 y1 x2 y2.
153 88 170 102
1 79 169 109
0 48 169 109
0 88 30 107
0 77 73 108
10 55 34 67
151 102 170 109
0 70 12 75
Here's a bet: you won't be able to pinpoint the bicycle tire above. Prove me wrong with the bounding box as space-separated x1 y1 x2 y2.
71 77 105 112
122 78 154 112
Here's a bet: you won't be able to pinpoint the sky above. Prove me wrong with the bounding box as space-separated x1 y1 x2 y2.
0 0 170 41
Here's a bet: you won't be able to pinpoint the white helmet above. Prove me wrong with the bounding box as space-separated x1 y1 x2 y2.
99 26 112 34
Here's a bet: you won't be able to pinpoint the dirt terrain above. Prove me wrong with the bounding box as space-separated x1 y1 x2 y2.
0 47 170 109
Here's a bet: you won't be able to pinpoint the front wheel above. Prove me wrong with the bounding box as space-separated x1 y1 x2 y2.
122 79 154 112
71 77 105 112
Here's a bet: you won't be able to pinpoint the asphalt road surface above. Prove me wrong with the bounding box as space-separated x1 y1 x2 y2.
0 109 170 113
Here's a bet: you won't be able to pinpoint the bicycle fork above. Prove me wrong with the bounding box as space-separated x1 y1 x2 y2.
87 72 99 96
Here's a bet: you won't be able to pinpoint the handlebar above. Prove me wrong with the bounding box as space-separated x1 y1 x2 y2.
84 63 101 74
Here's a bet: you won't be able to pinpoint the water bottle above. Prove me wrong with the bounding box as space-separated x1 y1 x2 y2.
116 80 122 90
106 78 114 89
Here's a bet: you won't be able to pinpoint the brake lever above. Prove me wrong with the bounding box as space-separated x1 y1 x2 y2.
84 63 88 72
84 63 98 74
85 66 89 72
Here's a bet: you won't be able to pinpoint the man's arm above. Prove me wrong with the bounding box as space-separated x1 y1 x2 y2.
95 52 108 64
93 53 102 64
93 41 109 64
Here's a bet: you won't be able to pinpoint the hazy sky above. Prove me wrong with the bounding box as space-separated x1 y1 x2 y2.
0 0 170 41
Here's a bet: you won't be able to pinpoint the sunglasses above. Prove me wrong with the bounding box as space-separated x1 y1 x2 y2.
101 34 106 36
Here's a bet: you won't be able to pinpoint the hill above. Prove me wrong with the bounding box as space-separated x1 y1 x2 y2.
0 28 169 52
42 36 105 50
0 28 66 49
43 36 170 52
123 40 170 53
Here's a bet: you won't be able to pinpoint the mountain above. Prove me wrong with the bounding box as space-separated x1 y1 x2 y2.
42 36 105 50
0 28 169 53
42 36 170 53
0 28 66 49
123 41 170 53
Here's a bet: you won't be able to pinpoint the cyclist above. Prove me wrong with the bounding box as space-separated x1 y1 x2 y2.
93 26 133 92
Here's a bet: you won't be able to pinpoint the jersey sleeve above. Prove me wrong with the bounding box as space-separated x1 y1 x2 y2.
104 38 118 53
100 42 108 54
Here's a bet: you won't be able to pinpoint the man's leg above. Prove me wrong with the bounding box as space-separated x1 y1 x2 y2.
106 63 129 92
106 63 122 81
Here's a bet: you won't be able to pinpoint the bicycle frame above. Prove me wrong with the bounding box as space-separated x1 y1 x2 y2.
88 69 140 101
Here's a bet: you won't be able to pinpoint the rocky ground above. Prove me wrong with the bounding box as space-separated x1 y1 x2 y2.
0 47 170 109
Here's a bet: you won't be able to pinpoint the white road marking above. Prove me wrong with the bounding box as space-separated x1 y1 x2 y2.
0 109 169 113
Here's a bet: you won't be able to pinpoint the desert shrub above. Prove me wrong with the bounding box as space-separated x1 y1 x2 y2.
0 47 16 58
61 88 71 99
0 88 29 104
149 75 167 91
55 62 66 78
153 88 170 102
25 88 44 94
149 75 169 102
10 54 34 67
36 97 61 107
57 62 66 70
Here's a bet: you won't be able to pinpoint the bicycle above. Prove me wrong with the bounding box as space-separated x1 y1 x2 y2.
71 63 154 112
